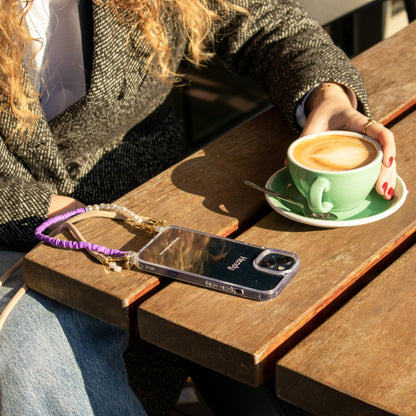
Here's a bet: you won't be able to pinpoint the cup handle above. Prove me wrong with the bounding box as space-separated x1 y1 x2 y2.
308 177 333 213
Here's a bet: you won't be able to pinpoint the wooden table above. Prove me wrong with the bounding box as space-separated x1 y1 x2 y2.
23 20 416 406
137 21 416 387
137 109 415 385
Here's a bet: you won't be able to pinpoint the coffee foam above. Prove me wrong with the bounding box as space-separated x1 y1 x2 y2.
293 135 378 171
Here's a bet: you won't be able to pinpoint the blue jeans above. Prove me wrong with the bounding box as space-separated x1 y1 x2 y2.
0 251 147 416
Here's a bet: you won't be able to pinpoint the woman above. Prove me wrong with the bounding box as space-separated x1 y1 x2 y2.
0 0 396 414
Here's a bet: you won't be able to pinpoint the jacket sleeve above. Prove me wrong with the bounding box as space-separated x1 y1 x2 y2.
0 139 55 251
210 0 370 129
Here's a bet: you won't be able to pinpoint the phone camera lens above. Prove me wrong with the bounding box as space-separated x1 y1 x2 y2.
259 254 295 271
259 257 276 268
279 256 293 265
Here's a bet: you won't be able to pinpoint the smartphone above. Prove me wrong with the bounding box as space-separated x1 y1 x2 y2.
136 226 299 300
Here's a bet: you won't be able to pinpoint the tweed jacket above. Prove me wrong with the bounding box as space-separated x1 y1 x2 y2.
0 0 370 250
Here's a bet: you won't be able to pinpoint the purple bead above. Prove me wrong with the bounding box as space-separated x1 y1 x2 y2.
34 207 127 256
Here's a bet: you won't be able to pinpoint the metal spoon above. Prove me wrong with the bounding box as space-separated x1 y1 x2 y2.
244 180 338 221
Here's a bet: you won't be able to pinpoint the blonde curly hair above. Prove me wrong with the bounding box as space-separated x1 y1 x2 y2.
1 0 39 134
0 0 246 136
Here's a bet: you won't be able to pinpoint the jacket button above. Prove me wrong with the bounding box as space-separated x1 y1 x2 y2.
66 162 80 179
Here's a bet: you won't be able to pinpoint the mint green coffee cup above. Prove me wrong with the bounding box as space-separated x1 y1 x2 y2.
287 131 383 214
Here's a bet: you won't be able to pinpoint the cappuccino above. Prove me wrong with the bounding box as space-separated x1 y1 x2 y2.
293 135 378 171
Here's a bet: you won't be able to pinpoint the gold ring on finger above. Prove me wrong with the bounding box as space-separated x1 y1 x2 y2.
363 119 378 135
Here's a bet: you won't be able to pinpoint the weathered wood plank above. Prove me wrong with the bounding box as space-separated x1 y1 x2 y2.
275 242 416 416
354 21 416 124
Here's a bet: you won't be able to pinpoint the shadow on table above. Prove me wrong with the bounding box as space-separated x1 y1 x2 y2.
170 152 323 235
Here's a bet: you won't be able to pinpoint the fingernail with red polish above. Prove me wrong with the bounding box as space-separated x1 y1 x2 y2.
388 187 394 199
382 182 388 193
388 156 394 168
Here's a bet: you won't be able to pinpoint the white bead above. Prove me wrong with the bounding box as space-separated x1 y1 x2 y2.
109 262 122 272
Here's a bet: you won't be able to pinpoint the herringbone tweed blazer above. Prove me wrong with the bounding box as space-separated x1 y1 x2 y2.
0 0 370 250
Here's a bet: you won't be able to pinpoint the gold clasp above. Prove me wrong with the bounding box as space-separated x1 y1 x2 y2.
94 254 125 273
139 218 167 234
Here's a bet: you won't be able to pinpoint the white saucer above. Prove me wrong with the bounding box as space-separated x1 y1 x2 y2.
265 168 408 228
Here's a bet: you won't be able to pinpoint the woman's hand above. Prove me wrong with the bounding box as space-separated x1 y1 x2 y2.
302 83 396 200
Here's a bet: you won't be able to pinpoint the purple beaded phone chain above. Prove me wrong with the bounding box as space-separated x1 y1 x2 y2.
34 203 167 272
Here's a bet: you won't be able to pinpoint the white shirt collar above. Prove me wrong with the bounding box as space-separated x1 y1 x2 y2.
25 0 86 121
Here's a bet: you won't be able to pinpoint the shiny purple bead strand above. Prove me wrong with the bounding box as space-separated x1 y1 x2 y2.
34 207 127 257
